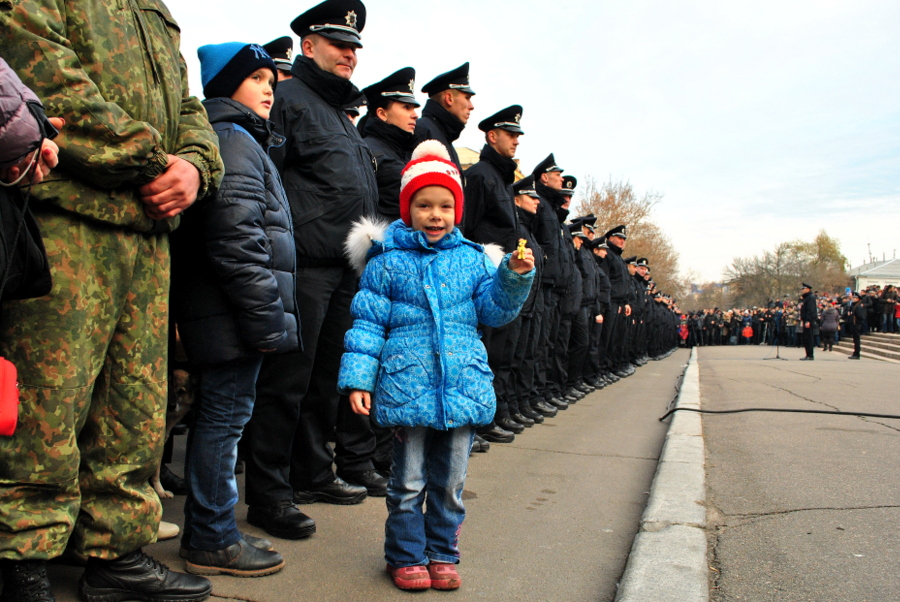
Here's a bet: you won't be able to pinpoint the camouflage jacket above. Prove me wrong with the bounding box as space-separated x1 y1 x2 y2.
0 0 223 232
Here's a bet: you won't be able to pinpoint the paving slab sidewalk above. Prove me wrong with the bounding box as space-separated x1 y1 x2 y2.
41 350 690 602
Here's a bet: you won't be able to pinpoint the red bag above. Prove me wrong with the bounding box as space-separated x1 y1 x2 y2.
0 357 19 436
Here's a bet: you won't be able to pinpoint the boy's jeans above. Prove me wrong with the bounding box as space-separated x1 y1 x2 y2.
385 425 476 567
183 356 264 551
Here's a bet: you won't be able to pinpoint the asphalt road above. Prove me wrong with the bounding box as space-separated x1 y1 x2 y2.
701 346 900 602
39 350 689 602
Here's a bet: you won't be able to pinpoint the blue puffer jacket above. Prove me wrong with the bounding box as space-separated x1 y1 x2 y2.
338 219 534 429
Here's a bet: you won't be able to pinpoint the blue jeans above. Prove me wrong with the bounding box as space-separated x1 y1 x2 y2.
384 425 476 567
183 356 264 551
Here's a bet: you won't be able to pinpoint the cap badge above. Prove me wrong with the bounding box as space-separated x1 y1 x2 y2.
285 48 293 60
514 113 521 123
345 10 358 28
408 79 415 92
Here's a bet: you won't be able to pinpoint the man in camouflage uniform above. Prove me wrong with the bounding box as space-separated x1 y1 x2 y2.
0 1 223 600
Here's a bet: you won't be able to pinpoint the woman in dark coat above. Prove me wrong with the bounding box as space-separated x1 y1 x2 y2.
819 302 840 351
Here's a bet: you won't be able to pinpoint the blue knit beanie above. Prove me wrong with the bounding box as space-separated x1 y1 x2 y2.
198 42 277 99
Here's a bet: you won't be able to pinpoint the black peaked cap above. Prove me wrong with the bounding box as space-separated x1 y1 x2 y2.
512 175 540 198
478 105 523 134
532 153 563 176
560 175 577 195
422 62 475 95
604 224 627 240
263 36 294 71
291 0 366 47
363 67 419 109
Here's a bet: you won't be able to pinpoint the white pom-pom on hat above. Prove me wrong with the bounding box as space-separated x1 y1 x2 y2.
410 139 451 162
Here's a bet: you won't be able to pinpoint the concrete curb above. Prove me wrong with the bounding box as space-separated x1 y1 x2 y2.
615 347 708 602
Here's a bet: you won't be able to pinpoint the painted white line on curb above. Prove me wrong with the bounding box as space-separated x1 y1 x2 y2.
615 347 708 602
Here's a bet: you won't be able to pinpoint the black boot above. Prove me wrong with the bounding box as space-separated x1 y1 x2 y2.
79 549 211 602
0 559 55 602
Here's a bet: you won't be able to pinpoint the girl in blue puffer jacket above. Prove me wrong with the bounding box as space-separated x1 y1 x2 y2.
338 140 534 592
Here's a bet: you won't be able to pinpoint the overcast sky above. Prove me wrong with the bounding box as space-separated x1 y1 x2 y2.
169 0 899 282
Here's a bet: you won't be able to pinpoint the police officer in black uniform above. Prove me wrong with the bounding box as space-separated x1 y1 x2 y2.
246 0 381 541
360 67 420 221
415 62 474 175
799 282 817 360
462 105 526 443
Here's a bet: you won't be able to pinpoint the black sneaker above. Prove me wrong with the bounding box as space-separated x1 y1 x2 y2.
246 500 316 540
339 469 388 497
0 559 55 602
293 477 367 505
473 434 490 452
79 549 211 602
184 540 284 578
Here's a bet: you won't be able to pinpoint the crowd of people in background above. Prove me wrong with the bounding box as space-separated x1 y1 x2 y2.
679 284 899 351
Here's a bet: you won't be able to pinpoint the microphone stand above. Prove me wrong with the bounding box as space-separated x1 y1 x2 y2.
765 313 788 361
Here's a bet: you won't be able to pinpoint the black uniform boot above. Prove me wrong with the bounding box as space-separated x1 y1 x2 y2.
79 549 211 602
0 559 55 602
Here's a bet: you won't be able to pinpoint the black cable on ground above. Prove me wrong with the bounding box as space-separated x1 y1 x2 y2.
659 407 900 422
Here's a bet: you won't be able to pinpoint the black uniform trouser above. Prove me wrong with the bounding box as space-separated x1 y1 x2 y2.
851 330 861 356
536 287 560 399
802 325 815 358
512 314 537 416
584 308 604 381
598 302 621 372
523 293 546 409
488 317 523 421
566 306 590 387
610 308 628 370
551 311 574 396
245 267 375 506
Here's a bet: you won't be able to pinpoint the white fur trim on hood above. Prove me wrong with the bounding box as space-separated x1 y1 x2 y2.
482 243 505 268
344 216 390 276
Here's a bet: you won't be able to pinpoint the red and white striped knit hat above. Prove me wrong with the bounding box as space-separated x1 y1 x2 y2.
399 140 464 226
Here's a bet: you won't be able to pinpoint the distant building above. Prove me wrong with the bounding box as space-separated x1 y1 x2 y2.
848 259 900 290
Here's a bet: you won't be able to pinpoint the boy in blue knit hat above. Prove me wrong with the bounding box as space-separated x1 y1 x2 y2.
171 42 302 578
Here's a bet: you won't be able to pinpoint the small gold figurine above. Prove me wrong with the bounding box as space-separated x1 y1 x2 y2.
517 238 527 260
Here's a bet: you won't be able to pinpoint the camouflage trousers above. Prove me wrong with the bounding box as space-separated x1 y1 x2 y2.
0 210 168 560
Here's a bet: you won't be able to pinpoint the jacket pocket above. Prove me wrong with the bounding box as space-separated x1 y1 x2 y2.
377 353 429 410
457 357 495 409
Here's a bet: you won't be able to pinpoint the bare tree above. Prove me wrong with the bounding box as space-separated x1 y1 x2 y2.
724 230 850 307
572 176 686 298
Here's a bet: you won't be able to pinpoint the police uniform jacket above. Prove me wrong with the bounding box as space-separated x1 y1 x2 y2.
361 116 417 222
594 253 612 310
414 99 464 174
606 243 629 305
463 144 519 251
515 205 544 317
533 182 572 290
270 56 378 267
799 291 818 324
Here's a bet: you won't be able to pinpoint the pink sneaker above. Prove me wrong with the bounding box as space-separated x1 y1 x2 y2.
428 562 461 590
387 564 431 590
